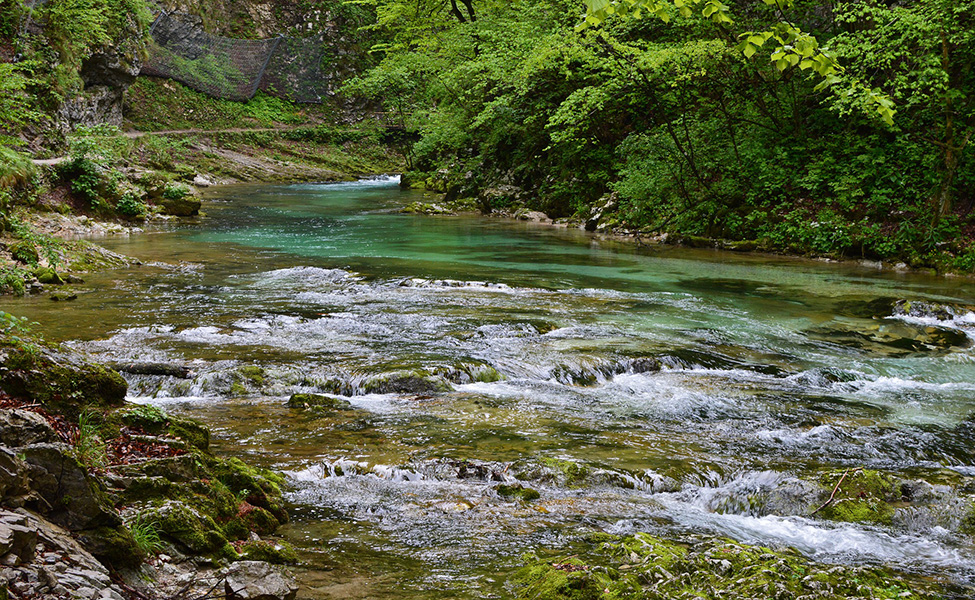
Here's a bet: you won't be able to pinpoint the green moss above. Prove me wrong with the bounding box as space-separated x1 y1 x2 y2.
815 469 900 525
33 266 64 285
120 404 168 433
166 416 210 450
145 500 229 554
287 393 352 410
77 525 143 568
513 533 941 600
539 457 591 487
0 341 127 417
238 540 299 564
496 484 541 502
237 365 265 386
237 505 280 535
959 500 975 534
514 558 604 600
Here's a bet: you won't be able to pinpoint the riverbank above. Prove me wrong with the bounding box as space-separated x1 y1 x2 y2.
399 193 975 280
0 319 300 600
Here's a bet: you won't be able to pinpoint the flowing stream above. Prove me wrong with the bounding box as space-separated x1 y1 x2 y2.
9 177 975 598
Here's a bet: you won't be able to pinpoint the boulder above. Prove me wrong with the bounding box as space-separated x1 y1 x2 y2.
224 561 298 600
19 443 121 531
286 393 351 410
0 344 127 416
159 196 202 217
0 410 58 447
0 449 31 506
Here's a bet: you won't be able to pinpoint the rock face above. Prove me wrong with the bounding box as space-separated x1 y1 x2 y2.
20 443 121 532
0 508 128 600
224 561 298 600
0 410 58 447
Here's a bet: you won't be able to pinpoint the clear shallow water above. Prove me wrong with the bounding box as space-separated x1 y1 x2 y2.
8 177 975 598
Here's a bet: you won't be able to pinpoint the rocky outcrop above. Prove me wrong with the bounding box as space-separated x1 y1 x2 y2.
0 508 129 600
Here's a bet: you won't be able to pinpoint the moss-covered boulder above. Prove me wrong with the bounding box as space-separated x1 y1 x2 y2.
362 370 452 394
0 341 126 417
287 393 352 410
814 469 901 525
495 483 541 502
76 525 143 568
33 266 64 285
143 500 233 555
237 540 299 564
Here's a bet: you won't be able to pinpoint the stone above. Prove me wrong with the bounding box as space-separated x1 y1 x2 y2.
0 513 37 565
159 196 202 217
517 210 549 222
286 393 351 410
33 267 64 285
0 449 32 505
0 343 127 415
0 409 59 447
19 444 122 531
224 561 298 600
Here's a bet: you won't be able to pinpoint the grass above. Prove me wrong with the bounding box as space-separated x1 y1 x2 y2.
74 410 108 469
127 514 164 556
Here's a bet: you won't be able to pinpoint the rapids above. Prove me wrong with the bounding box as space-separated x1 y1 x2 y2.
9 177 975 598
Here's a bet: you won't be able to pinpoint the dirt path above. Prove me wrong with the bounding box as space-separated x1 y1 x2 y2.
30 126 303 166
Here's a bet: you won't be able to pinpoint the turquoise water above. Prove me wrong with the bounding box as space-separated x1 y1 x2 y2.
8 177 975 598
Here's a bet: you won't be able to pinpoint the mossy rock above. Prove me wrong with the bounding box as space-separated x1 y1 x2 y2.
77 525 143 568
814 469 901 525
166 416 210 450
211 457 287 523
145 500 229 554
0 342 127 416
287 393 352 410
514 558 604 600
495 483 541 502
236 504 280 536
361 370 452 395
238 540 299 564
119 404 169 434
159 196 202 217
237 365 265 386
958 500 975 534
538 457 591 487
513 533 941 600
128 454 204 482
33 266 64 285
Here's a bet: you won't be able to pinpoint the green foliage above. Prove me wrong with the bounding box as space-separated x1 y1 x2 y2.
115 192 147 217
0 63 44 140
40 0 152 95
0 147 38 191
127 514 164 556
0 269 29 296
354 0 975 268
74 410 109 469
0 311 37 338
161 182 189 201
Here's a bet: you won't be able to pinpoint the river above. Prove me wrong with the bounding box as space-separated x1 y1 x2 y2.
9 177 975 598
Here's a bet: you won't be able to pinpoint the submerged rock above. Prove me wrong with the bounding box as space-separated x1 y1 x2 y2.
286 393 352 410
513 533 948 600
361 370 452 395
224 560 298 600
